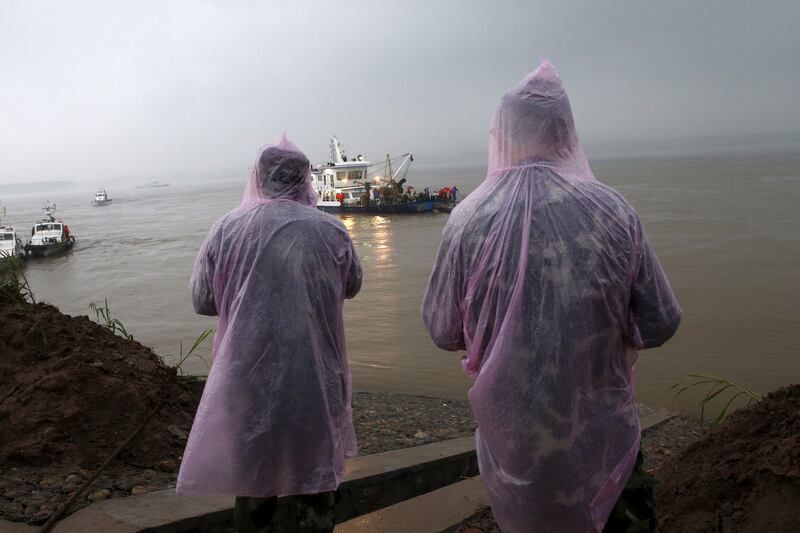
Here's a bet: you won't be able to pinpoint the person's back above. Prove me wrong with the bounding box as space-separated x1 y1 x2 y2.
422 60 681 532
178 136 361 532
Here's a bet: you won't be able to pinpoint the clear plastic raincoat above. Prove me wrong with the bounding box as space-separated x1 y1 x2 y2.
177 136 362 497
422 61 681 532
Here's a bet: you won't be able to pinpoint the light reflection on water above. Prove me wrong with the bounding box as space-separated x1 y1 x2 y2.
5 154 800 413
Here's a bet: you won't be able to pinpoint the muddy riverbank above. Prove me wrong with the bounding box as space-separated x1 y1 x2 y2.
0 299 697 526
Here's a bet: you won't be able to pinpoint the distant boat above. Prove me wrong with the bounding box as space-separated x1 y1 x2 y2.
92 188 113 206
136 180 170 189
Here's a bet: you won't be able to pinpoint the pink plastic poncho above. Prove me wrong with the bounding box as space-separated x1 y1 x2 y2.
177 135 362 498
422 60 682 532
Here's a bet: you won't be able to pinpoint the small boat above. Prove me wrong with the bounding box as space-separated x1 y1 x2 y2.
92 188 113 206
311 137 449 215
0 206 24 263
136 180 170 189
25 202 75 258
0 227 24 262
432 186 459 213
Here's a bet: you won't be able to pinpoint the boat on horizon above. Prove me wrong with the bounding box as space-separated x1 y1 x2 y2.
25 202 75 258
136 180 170 189
92 188 113 206
310 137 457 214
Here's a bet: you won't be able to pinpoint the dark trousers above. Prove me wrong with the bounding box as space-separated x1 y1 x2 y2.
602 449 658 532
234 492 336 533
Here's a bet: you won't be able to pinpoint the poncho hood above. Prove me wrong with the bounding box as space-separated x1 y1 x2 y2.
488 59 593 180
241 133 318 206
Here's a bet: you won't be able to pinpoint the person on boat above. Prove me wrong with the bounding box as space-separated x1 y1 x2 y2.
177 134 362 532
421 59 681 533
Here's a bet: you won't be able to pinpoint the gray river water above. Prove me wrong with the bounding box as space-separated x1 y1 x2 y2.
3 153 799 412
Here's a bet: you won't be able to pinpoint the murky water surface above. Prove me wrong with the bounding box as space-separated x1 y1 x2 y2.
5 153 799 411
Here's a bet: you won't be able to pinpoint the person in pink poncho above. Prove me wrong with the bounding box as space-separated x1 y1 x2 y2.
422 60 682 532
177 135 362 532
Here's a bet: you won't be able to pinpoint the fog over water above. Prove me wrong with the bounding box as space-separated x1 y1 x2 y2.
2 1 799 184
4 151 799 413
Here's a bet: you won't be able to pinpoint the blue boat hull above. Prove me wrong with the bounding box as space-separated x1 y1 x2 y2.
317 200 441 214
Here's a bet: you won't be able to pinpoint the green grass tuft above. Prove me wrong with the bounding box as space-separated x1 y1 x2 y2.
89 298 134 340
0 252 35 304
670 374 762 433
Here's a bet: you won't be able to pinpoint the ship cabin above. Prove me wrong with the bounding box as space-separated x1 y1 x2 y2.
0 226 21 260
311 137 372 206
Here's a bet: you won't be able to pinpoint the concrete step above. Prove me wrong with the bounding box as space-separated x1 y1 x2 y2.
337 436 477 522
331 409 677 533
51 436 478 533
335 477 488 533
640 410 676 433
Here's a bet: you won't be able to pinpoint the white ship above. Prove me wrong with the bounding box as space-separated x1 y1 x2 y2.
25 202 75 258
92 188 113 206
0 206 24 262
310 137 440 214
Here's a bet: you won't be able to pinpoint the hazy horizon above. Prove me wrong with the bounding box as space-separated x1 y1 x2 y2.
2 131 800 193
2 1 799 185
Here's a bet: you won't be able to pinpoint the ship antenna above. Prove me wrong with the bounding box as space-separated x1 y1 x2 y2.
385 154 395 182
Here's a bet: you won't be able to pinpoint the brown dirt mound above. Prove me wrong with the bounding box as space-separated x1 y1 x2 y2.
0 300 200 470
656 384 800 532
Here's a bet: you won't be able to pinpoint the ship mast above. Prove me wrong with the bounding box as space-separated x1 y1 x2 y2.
385 154 394 183
330 136 347 164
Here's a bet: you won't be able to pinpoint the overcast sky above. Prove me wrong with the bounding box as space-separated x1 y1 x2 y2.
1 0 799 184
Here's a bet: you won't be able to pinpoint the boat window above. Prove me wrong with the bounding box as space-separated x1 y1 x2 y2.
349 170 363 180
54 224 62 231
1 234 12 240
336 171 347 181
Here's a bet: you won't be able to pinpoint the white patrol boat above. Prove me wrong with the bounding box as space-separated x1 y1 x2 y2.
0 206 24 262
310 137 439 214
25 202 76 258
92 188 113 206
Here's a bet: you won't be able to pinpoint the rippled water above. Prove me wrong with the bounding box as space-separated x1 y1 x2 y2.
4 153 799 411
